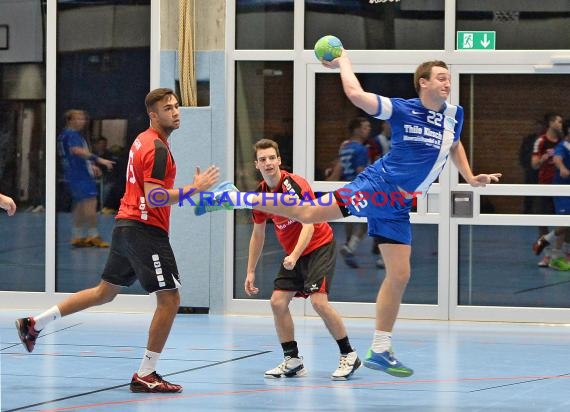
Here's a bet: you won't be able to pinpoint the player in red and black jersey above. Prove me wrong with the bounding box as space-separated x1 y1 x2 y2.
245 139 360 380
15 88 220 393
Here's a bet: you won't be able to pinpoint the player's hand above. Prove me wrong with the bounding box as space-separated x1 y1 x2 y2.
469 173 502 187
244 273 259 296
0 194 16 216
283 255 297 271
320 49 347 69
98 157 115 171
193 165 220 192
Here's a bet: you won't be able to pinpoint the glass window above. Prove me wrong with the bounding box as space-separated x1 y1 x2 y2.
459 74 570 185
234 61 293 191
236 0 294 49
234 220 438 304
314 72 414 180
0 0 46 292
459 225 570 308
56 1 150 294
457 1 570 50
305 0 444 50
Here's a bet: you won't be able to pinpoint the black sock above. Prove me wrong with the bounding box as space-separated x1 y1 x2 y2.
281 340 299 358
336 336 353 355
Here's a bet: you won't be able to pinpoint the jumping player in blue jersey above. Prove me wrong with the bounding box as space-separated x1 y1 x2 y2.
199 50 501 377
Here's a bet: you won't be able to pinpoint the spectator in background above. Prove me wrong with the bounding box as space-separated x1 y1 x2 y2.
57 110 115 248
533 121 570 270
328 117 371 268
531 113 564 267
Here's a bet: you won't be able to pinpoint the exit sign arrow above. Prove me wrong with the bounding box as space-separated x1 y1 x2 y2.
457 31 496 50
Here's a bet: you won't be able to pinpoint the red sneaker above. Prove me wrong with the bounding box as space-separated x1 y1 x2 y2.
130 372 183 393
15 317 41 353
532 236 550 256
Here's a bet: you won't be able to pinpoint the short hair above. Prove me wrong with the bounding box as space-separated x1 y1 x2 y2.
144 88 179 113
64 109 86 124
544 112 562 125
348 116 369 134
413 60 448 94
253 139 280 159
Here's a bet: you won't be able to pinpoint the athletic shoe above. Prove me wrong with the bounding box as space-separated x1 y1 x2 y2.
538 255 551 267
15 317 41 353
264 356 307 378
363 348 414 377
85 236 109 248
548 257 570 271
340 245 358 268
130 371 183 393
331 351 361 380
194 181 239 216
532 235 550 256
71 237 89 248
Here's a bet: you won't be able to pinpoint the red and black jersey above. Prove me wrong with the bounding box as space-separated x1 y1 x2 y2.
116 128 176 233
533 134 560 184
252 171 333 256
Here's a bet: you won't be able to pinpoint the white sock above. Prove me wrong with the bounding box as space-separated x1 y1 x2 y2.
33 306 61 331
372 330 392 353
87 228 99 238
138 350 160 377
544 230 556 243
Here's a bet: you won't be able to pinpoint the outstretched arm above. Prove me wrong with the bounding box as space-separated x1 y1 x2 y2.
450 142 502 186
323 50 379 115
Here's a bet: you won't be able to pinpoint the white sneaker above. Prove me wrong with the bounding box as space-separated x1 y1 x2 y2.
331 351 361 380
264 356 307 378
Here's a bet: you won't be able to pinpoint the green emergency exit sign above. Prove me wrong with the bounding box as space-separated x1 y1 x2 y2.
457 31 496 50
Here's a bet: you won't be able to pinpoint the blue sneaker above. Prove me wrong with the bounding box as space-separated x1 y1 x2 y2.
363 348 413 377
194 181 239 216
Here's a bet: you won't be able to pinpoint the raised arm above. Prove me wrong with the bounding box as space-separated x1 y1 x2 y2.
324 50 379 116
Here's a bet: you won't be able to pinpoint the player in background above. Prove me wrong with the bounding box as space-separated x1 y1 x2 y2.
246 138 360 380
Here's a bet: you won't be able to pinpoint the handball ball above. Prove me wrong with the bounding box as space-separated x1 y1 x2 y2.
314 35 343 62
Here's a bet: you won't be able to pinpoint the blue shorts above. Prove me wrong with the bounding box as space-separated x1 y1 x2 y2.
334 166 413 245
553 196 570 215
69 179 97 202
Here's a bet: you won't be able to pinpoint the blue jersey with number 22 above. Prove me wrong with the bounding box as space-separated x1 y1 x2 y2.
371 96 464 195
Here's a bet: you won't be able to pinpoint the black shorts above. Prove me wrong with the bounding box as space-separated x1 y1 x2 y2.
101 219 181 294
274 240 336 297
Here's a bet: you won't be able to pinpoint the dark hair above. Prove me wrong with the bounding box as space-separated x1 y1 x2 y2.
543 112 562 126
144 88 179 113
253 139 280 159
413 60 448 94
348 116 369 134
